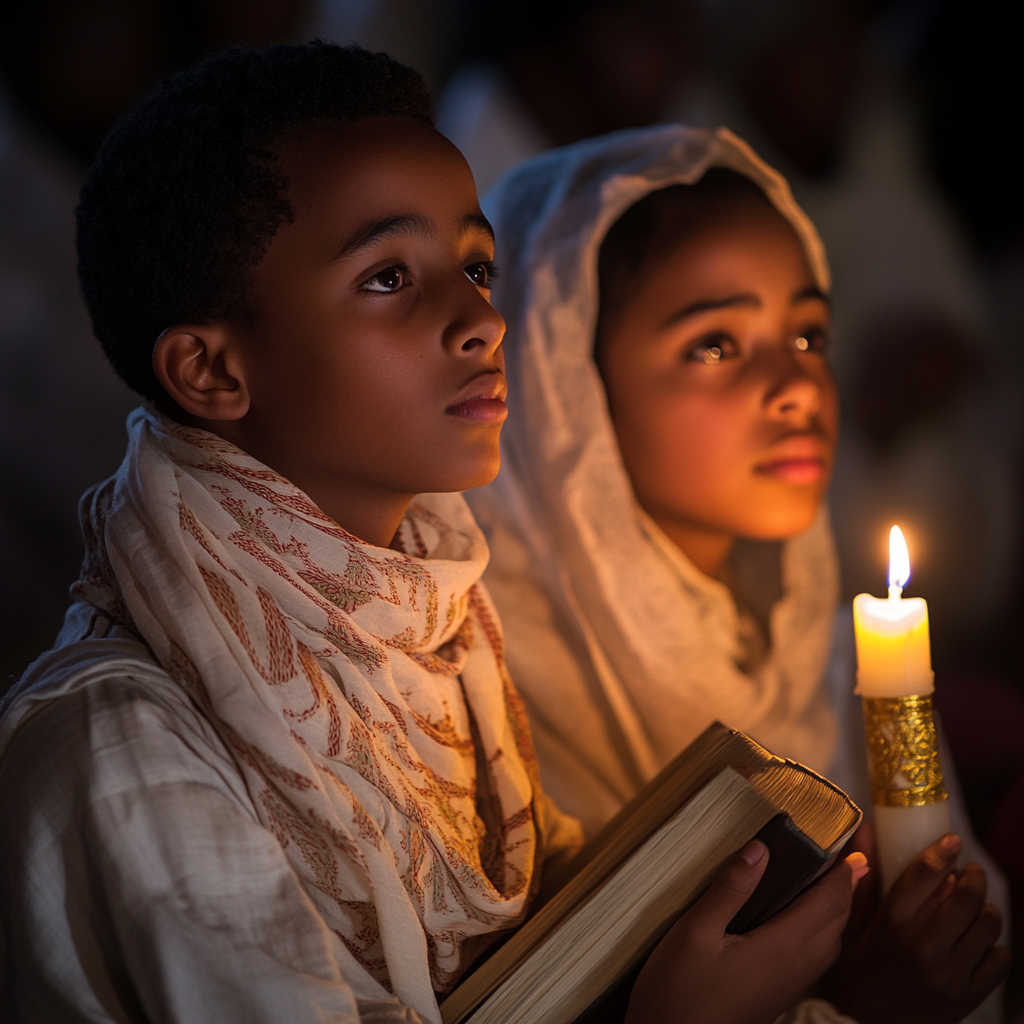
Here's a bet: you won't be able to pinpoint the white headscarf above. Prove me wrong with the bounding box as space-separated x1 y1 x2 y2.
467 125 841 836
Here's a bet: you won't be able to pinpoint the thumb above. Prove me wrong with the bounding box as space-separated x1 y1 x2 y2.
687 840 770 936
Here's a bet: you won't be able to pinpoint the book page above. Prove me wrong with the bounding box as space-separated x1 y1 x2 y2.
748 765 860 853
456 768 777 1024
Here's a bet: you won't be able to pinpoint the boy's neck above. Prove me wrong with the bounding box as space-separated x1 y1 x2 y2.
310 487 412 549
648 514 734 580
194 417 413 549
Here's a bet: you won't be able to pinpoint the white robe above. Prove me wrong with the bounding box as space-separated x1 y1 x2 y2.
0 623 424 1023
0 409 581 1023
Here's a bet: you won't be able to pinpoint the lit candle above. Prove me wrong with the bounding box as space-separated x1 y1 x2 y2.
853 526 950 892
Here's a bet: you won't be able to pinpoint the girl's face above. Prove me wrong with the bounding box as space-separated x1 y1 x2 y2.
597 202 838 574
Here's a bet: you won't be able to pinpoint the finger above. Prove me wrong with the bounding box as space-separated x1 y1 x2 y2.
755 853 862 958
948 904 1004 986
967 944 1012 1003
922 864 989 954
845 844 881 941
687 840 770 937
846 851 870 889
885 833 962 925
915 870 958 920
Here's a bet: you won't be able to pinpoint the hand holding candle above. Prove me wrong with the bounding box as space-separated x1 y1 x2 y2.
853 526 950 892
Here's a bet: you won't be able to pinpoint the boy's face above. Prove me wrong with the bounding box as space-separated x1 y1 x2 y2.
597 201 838 549
218 117 505 524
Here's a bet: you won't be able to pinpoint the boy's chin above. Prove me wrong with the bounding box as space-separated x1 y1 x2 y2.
417 456 501 496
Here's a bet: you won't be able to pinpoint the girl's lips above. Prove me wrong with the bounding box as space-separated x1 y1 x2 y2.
755 458 825 484
445 396 508 423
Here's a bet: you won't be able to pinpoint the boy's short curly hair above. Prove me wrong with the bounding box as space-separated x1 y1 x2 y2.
76 42 434 406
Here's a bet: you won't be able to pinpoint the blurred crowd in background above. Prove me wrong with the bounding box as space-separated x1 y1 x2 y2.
1 0 1022 990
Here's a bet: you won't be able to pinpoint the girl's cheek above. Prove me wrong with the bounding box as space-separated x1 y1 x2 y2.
658 403 733 480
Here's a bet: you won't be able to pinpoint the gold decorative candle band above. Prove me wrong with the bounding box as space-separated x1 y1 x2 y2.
862 694 947 807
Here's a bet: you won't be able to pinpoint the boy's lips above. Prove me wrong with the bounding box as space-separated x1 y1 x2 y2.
755 435 829 484
445 374 508 423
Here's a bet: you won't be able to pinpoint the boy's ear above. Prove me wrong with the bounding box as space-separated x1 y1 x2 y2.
153 324 250 421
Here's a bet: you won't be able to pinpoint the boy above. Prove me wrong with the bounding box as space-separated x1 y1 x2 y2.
0 44 865 1024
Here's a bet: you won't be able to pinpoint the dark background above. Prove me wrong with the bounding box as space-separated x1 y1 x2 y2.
1 0 1022 1003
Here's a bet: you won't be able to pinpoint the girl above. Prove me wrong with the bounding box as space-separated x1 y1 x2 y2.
469 124 1008 1022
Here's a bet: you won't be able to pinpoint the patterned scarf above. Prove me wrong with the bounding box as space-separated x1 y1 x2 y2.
73 407 547 1020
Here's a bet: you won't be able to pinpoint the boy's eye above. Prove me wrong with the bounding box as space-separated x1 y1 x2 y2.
361 265 408 293
464 260 499 288
793 327 829 354
687 334 737 365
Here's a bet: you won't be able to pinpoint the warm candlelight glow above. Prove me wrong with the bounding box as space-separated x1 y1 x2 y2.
888 525 910 598
853 525 932 697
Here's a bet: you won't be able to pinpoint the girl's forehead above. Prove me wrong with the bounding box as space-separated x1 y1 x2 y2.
595 176 814 306
671 205 810 264
601 198 817 320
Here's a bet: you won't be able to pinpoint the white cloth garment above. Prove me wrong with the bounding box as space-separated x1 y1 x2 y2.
468 124 839 836
0 407 581 1023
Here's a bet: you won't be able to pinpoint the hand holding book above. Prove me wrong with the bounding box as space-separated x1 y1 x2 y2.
442 724 867 1024
443 723 1009 1024
624 840 869 1024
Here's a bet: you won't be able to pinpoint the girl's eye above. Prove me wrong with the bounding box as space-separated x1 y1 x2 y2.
687 334 738 365
361 265 408 293
464 260 499 288
793 327 829 353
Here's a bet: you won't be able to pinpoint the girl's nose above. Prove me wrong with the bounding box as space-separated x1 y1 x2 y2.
765 359 822 420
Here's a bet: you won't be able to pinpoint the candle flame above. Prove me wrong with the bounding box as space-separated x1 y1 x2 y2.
888 525 910 596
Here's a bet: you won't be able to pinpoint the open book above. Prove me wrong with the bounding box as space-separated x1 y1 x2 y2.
441 722 861 1024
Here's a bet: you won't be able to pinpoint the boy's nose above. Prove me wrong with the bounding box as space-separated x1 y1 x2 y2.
446 287 506 358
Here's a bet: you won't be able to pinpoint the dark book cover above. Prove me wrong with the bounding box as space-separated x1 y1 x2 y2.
727 813 834 934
